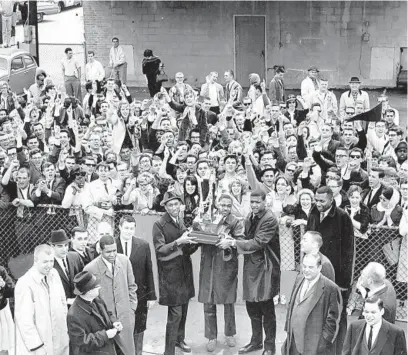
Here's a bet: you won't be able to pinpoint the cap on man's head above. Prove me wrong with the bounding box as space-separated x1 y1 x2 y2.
349 77 361 83
308 65 319 72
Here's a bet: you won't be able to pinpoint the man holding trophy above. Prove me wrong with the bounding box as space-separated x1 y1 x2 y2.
196 194 245 352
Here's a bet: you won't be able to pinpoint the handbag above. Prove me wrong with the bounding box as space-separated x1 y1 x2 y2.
382 237 401 266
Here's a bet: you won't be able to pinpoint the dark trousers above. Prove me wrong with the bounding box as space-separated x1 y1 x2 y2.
204 303 236 340
165 303 189 355
210 106 220 114
246 298 276 351
336 289 350 355
134 331 144 355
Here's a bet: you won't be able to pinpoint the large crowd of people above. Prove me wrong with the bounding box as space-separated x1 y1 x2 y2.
0 35 407 355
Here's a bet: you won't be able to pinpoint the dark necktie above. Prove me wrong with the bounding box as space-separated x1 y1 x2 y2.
368 325 373 350
43 276 49 290
104 183 109 194
62 258 69 275
125 242 128 257
366 190 373 204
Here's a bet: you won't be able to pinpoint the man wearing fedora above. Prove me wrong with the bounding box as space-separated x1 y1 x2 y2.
152 191 198 355
301 65 320 108
50 229 84 306
67 270 124 355
339 76 370 119
116 215 157 355
84 234 138 355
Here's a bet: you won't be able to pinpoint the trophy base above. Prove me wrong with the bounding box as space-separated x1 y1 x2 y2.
190 231 219 245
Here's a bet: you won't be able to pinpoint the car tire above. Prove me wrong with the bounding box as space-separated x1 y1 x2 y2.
37 13 44 23
58 1 64 12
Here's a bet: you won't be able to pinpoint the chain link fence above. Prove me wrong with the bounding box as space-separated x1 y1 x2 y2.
38 43 87 87
0 205 406 321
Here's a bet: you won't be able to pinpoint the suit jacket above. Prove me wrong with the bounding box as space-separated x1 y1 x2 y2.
69 246 95 267
53 252 84 299
269 76 285 104
67 296 117 355
358 279 397 324
342 319 407 355
116 237 156 303
31 177 66 205
283 274 342 355
362 185 384 210
116 236 156 333
225 79 243 107
236 209 281 302
84 255 137 355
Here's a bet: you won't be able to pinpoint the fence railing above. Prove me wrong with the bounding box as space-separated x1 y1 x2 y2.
0 205 406 321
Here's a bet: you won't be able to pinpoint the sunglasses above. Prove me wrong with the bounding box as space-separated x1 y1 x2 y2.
243 102 251 106
346 112 355 115
75 171 87 177
349 155 361 159
85 163 96 167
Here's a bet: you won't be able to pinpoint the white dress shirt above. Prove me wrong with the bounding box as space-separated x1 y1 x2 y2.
55 256 68 276
365 320 382 347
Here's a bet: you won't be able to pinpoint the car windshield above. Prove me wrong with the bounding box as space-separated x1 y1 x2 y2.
0 58 7 70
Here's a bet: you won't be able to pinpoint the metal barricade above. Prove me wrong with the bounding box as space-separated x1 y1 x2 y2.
0 206 406 321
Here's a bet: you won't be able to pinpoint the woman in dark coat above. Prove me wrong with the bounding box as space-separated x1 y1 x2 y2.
142 49 161 97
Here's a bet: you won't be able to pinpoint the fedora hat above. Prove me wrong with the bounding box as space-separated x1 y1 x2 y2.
50 229 70 244
349 76 361 83
160 191 182 207
307 65 319 72
73 271 100 295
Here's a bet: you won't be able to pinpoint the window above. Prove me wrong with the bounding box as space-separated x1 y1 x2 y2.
23 55 34 67
11 57 24 71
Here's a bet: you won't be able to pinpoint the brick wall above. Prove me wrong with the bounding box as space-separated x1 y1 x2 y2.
83 1 407 88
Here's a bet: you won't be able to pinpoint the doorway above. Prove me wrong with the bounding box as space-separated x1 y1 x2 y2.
234 15 266 88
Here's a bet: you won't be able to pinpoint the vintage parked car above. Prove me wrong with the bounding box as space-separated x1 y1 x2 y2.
57 0 82 12
0 48 38 95
37 1 60 23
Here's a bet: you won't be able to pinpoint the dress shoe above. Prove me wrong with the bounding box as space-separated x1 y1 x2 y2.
176 340 192 353
262 350 275 355
225 336 236 347
206 339 217 352
238 343 263 354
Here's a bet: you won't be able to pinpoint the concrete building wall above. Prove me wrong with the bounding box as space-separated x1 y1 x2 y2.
83 1 407 88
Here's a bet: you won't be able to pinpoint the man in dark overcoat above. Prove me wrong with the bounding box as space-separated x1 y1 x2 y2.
218 189 280 355
116 215 157 355
199 194 245 352
152 191 198 355
306 186 354 355
67 270 123 355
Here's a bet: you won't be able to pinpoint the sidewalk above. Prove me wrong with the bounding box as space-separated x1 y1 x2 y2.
143 300 288 355
143 299 407 355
